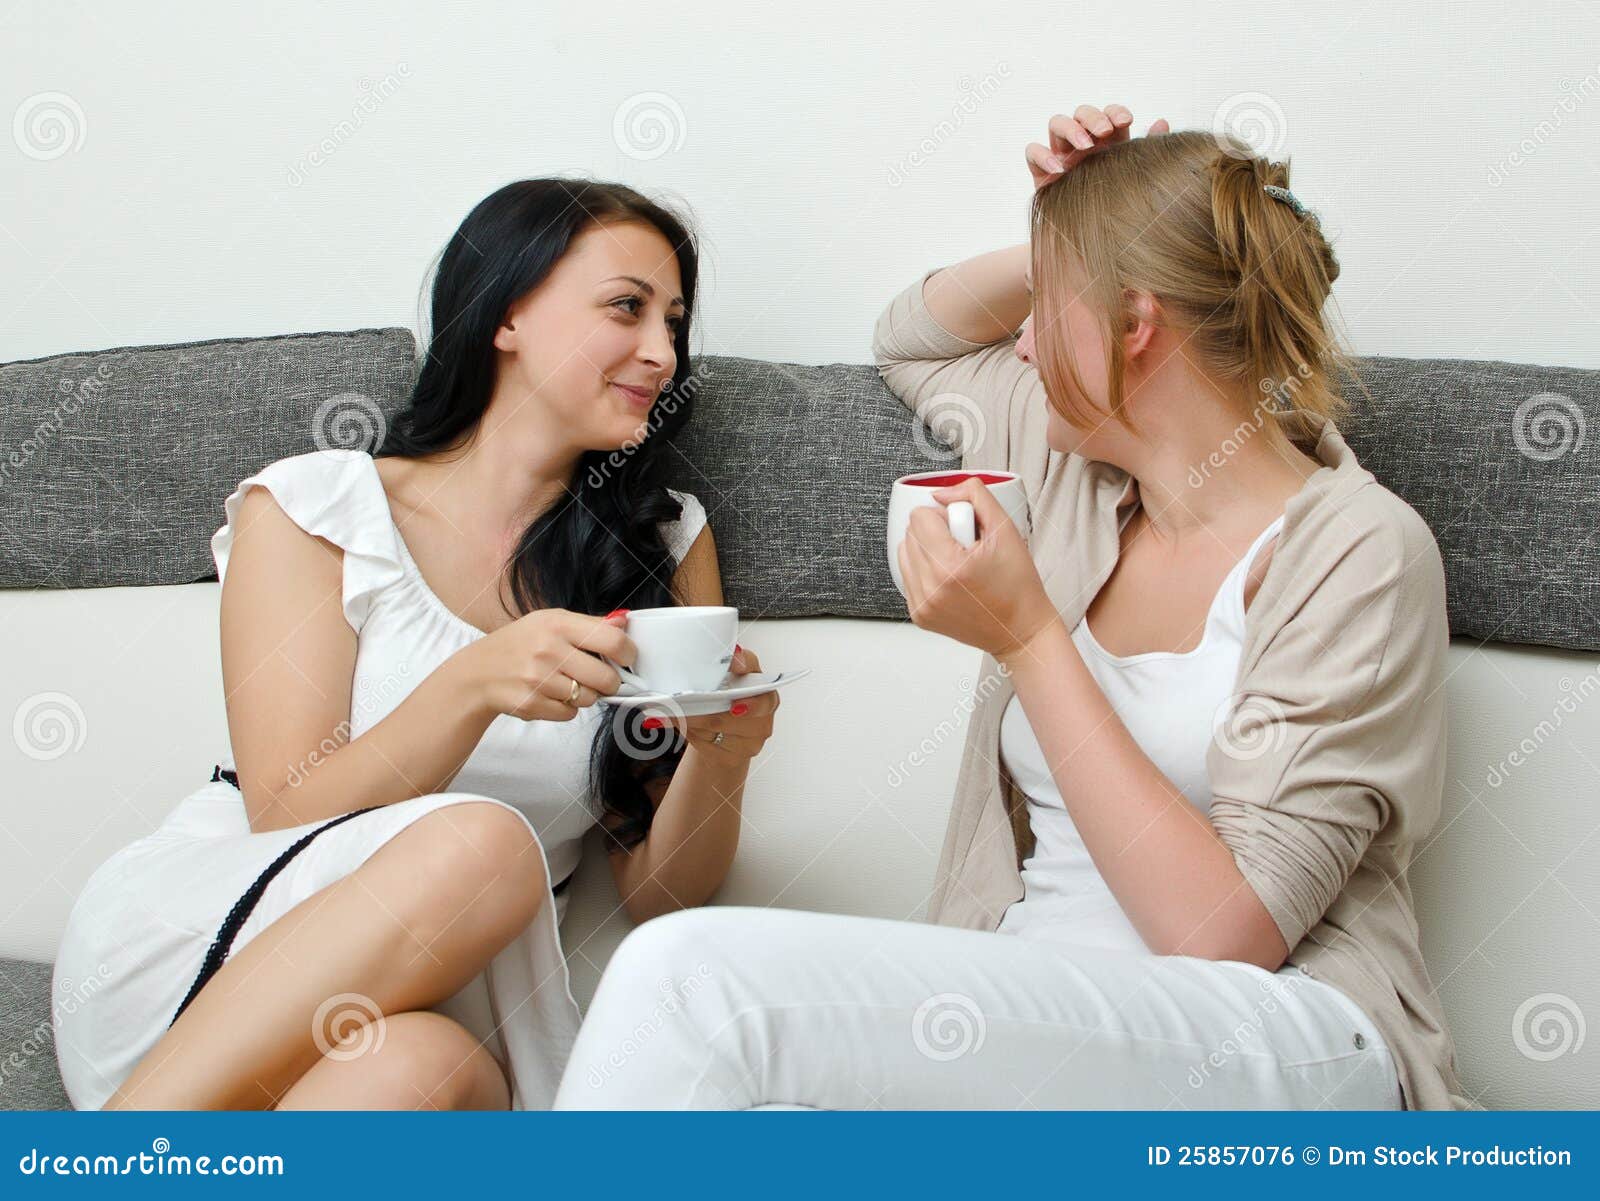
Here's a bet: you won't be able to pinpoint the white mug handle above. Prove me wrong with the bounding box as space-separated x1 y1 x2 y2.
947 500 977 548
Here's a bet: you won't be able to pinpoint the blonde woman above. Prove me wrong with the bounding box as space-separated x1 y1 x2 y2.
552 106 1472 1110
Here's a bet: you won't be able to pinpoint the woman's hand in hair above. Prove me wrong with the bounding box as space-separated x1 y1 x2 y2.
898 478 1060 663
456 608 635 723
1026 104 1170 191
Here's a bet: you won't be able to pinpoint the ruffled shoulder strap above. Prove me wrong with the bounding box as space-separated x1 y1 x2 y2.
210 449 405 631
661 489 708 566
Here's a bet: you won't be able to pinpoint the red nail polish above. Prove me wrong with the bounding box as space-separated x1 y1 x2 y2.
734 643 743 654
730 703 749 716
641 716 663 730
605 608 630 620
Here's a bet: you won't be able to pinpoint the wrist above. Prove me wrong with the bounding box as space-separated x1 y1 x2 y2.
440 642 501 725
996 615 1070 678
683 738 753 776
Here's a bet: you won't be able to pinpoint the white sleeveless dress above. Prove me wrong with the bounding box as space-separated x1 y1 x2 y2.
51 449 707 1111
996 509 1286 951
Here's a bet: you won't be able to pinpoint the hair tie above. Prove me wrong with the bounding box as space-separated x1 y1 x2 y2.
1262 184 1309 218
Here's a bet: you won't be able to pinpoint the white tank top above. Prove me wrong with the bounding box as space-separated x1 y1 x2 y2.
995 508 1286 952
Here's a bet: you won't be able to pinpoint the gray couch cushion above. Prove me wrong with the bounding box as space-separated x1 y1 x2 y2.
659 356 959 619
0 959 69 1110
1 329 1596 651
0 328 417 590
1345 356 1598 654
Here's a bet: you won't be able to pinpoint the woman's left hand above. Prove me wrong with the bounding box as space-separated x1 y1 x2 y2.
648 645 779 764
898 478 1061 660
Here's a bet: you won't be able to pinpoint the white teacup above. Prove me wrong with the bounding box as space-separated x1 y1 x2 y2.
622 605 738 694
886 469 1031 597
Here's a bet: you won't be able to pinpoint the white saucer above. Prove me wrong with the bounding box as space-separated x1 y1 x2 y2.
598 669 812 717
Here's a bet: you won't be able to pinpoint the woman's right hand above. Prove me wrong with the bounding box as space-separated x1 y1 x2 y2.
1025 105 1170 191
457 608 635 723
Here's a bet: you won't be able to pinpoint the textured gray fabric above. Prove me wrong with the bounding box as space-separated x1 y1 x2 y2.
0 328 417 589
1338 356 1598 652
0 959 70 1110
1 329 1596 651
660 355 960 619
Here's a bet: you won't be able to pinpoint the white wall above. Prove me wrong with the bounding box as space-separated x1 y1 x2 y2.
3 0 1598 369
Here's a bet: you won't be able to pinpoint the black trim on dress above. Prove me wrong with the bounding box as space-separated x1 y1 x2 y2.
169 768 572 1028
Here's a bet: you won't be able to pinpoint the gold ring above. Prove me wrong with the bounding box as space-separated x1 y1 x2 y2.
566 677 582 706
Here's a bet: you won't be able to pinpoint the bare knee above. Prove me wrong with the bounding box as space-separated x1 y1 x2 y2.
281 1010 508 1110
375 802 548 941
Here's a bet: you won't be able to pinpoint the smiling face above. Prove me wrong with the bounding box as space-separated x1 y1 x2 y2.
491 218 686 452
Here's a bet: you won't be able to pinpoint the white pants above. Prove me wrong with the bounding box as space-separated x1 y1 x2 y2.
553 906 1402 1110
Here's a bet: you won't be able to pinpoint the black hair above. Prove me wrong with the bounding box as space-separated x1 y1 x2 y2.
380 178 699 851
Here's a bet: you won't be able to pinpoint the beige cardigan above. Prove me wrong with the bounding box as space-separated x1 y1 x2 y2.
873 269 1476 1110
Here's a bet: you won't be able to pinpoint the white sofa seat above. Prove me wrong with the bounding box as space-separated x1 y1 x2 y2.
2 583 1596 1109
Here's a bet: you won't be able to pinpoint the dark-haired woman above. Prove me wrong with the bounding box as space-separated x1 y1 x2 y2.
53 180 779 1111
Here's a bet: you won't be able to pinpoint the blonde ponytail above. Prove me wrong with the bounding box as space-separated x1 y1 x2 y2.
1030 129 1358 454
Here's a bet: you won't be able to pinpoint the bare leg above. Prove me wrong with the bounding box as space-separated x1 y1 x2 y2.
106 802 546 1110
274 1011 511 1110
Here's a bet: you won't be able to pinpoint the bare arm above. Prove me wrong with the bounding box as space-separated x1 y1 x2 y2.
920 243 1032 345
1001 622 1291 969
222 488 632 833
221 488 497 831
606 526 774 923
